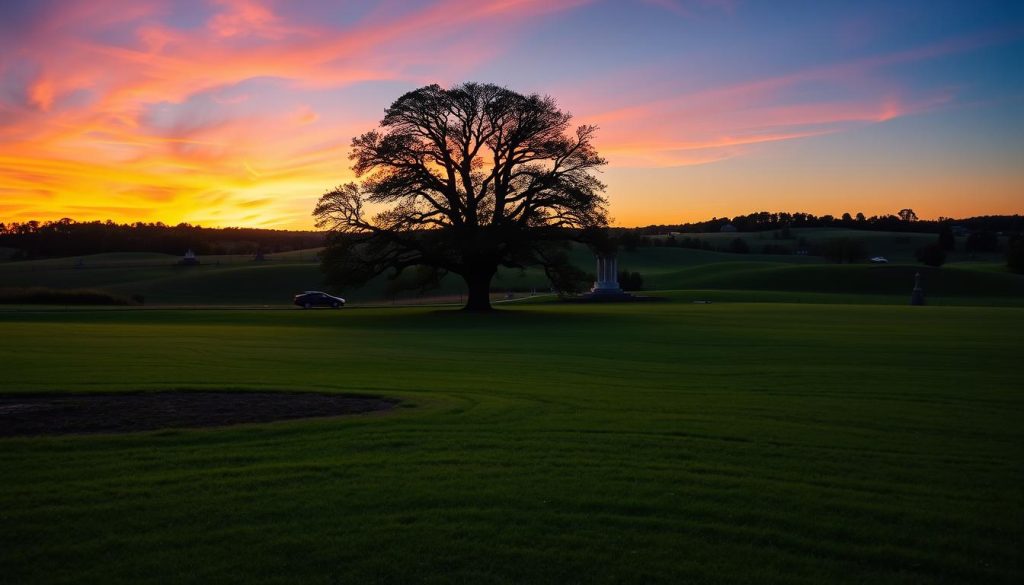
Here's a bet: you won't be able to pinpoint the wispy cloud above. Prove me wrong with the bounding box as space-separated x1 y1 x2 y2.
573 28 1005 168
0 0 590 227
0 1 1019 226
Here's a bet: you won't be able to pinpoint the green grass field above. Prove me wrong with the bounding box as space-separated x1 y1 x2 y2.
657 228 1008 264
2 302 1021 584
2 232 1021 306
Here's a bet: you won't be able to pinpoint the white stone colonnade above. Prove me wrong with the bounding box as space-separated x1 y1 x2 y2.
592 254 622 293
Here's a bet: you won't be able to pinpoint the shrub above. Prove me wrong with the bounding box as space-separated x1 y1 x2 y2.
915 243 946 267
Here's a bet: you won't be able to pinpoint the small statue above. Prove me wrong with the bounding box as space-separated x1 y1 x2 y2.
910 272 925 306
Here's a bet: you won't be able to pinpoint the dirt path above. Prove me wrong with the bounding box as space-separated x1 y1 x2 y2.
0 391 397 437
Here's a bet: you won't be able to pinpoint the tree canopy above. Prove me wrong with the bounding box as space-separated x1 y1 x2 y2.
313 82 608 310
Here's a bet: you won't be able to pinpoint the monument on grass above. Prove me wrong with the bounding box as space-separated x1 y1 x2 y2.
179 249 200 266
591 253 624 295
910 272 925 306
577 252 638 301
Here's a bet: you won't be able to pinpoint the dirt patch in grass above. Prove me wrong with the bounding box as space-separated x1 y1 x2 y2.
0 391 398 437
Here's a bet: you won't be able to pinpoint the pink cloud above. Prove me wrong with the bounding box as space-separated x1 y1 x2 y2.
567 29 1004 168
0 0 592 227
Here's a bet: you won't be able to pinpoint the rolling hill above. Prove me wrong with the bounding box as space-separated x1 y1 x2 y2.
0 230 1020 306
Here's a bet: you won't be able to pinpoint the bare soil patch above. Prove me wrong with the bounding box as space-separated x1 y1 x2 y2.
0 391 397 437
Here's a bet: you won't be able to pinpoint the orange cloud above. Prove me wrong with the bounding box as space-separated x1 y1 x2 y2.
0 1 1018 229
0 0 590 228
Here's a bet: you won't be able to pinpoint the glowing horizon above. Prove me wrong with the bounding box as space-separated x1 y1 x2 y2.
1 0 1022 229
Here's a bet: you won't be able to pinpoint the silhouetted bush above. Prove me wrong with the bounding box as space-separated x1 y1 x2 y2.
618 270 643 291
822 238 866 263
915 243 946 267
726 238 750 254
0 287 137 305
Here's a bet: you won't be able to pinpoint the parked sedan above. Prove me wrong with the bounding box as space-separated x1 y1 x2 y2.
293 291 345 309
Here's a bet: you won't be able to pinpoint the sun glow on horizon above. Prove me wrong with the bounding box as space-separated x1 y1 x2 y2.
1 0 1022 230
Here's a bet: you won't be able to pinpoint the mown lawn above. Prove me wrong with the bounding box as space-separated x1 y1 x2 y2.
1 302 1021 584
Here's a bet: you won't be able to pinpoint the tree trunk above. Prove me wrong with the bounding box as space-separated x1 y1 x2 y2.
462 266 495 311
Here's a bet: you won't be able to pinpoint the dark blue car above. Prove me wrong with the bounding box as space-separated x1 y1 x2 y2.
294 291 345 309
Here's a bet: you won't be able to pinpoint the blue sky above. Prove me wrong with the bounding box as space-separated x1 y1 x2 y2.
1 0 1021 227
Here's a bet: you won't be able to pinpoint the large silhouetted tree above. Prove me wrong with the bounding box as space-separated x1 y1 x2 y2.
313 83 608 310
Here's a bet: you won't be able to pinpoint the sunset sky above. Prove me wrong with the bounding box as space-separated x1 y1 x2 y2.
1 0 1022 229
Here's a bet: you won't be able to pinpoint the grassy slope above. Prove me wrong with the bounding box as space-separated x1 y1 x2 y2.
1 237 1021 305
664 228 1005 263
1 303 1021 584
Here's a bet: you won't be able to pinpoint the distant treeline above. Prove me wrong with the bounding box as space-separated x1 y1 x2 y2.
0 219 324 259
634 212 1024 235
2 213 1021 260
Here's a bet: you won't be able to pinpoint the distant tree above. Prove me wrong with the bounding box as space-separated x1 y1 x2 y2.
841 212 852 224
822 238 866 263
855 212 866 223
915 243 946 267
938 223 955 251
313 82 608 310
898 208 919 222
965 231 999 253
726 238 750 254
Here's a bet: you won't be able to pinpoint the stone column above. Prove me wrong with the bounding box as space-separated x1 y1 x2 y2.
592 253 623 293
